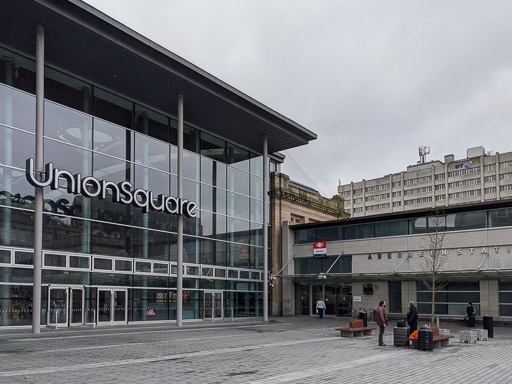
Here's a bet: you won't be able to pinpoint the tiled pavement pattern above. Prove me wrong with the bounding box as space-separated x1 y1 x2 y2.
0 317 511 384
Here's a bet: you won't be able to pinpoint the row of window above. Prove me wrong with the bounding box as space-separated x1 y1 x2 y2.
0 248 263 281
294 207 512 243
0 207 265 268
404 176 431 186
448 178 480 188
403 197 432 206
448 167 481 177
404 186 432 196
366 203 390 211
365 193 389 202
448 189 481 199
365 184 389 193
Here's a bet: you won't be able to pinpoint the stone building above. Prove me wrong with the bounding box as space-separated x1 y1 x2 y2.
270 172 348 315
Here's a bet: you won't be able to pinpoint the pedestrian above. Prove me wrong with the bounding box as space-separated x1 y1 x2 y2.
465 302 475 326
376 300 388 346
406 301 418 336
316 298 326 319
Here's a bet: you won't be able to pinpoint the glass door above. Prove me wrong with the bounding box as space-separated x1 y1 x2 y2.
98 288 127 325
324 285 336 316
69 288 84 326
98 289 112 323
48 287 68 327
204 291 223 321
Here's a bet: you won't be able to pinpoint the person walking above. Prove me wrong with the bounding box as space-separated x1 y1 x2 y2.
407 301 418 336
376 300 388 346
316 298 326 319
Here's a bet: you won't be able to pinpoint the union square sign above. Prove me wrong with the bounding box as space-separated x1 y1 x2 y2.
25 158 198 218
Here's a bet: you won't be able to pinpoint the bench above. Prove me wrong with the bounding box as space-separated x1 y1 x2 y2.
431 326 454 348
335 319 376 338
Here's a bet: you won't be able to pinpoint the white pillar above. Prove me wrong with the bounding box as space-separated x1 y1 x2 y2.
263 136 269 321
177 94 184 326
32 25 44 334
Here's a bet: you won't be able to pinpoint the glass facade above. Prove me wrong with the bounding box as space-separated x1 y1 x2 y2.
295 208 512 244
0 47 270 326
417 281 480 316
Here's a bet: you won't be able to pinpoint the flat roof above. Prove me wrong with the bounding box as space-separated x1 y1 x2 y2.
0 0 317 154
290 199 512 230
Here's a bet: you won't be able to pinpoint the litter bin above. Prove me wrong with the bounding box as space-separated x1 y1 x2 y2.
417 327 433 351
358 311 368 327
483 315 494 338
393 326 409 346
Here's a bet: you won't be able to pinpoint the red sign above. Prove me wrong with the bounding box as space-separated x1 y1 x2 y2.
314 241 326 257
146 308 157 318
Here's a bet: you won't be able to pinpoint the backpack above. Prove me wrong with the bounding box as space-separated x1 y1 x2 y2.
372 308 379 323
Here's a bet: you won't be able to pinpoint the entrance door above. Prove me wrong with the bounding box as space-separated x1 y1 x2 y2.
204 291 223 321
48 287 68 327
98 288 127 325
324 285 336 316
69 288 84 326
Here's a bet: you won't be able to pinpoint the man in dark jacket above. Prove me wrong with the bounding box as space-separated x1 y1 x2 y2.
465 302 475 326
376 300 388 346
407 301 418 336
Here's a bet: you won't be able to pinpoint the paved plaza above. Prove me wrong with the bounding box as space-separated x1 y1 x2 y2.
0 317 511 384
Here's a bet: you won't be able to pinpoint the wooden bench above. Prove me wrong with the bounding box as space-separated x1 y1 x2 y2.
335 319 376 338
431 326 454 348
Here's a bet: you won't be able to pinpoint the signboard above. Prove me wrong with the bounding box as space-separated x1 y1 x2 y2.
146 308 157 318
363 284 373 294
313 241 326 257
25 158 197 217
353 296 362 302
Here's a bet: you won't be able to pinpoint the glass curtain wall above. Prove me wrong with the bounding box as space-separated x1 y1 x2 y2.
0 46 266 325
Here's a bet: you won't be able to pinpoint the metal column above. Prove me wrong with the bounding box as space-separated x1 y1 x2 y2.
177 94 184 327
33 25 44 334
263 136 269 321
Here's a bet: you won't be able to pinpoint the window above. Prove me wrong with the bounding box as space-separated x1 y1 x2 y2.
69 255 90 269
417 281 479 316
484 164 496 171
404 176 432 186
448 178 480 188
434 173 445 180
290 214 304 224
448 167 481 177
486 175 497 182
500 184 512 192
44 253 67 268
448 189 481 199
500 161 512 169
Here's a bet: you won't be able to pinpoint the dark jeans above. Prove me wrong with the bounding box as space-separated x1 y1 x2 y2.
379 325 385 345
318 308 324 318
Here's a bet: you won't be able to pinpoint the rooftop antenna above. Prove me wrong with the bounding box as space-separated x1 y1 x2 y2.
418 146 430 164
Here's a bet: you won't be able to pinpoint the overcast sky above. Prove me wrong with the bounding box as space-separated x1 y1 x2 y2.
84 0 512 197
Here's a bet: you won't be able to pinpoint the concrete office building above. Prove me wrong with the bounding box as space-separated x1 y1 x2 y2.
339 146 512 218
281 200 512 322
0 0 316 327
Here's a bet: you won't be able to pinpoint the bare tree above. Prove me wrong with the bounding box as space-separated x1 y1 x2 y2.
421 213 449 325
